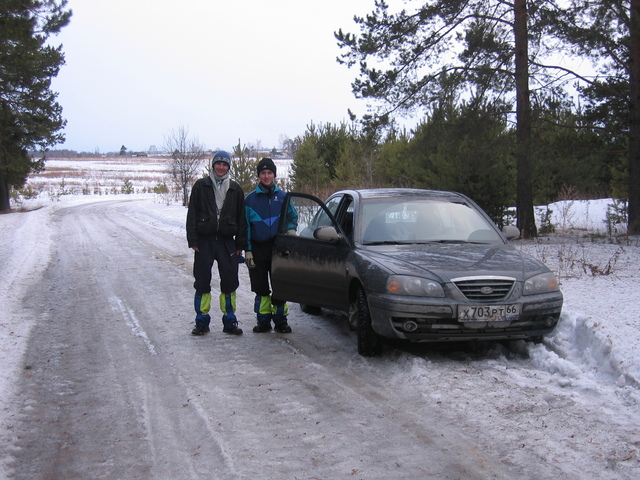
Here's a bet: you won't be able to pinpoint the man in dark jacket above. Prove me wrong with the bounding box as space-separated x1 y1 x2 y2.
186 151 247 335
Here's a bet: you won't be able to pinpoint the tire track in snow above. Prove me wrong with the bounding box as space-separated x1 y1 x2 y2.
109 295 157 356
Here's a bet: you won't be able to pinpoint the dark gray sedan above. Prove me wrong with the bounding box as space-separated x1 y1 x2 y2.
271 188 563 356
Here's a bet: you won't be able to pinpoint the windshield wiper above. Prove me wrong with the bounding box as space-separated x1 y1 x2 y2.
363 240 401 245
365 239 465 245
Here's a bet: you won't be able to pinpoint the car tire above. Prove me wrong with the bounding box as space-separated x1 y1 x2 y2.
357 288 383 357
300 304 322 315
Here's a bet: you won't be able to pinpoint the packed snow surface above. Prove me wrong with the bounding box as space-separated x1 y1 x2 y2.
1 185 639 478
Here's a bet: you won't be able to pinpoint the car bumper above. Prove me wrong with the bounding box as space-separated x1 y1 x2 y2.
367 292 563 342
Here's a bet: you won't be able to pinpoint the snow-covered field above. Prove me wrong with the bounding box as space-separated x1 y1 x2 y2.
23 156 170 195
1 157 639 478
21 156 294 197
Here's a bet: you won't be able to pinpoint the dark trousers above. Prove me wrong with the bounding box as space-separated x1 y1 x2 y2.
248 240 283 306
193 237 239 294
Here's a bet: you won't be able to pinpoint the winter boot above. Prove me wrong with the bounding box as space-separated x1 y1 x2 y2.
220 292 243 335
223 325 243 335
274 323 292 333
191 325 210 335
273 303 292 333
252 295 273 333
192 291 212 335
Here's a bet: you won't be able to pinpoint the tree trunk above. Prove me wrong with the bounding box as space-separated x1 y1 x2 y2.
628 0 640 234
0 173 10 211
514 0 537 238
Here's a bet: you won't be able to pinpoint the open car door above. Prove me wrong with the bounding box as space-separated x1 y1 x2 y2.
271 193 351 311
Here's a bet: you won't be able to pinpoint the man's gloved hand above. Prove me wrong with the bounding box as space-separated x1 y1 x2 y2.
245 251 255 269
286 229 296 235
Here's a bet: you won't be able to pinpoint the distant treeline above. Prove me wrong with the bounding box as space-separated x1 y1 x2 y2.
32 149 127 158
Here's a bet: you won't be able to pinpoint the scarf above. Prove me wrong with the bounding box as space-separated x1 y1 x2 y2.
211 172 230 220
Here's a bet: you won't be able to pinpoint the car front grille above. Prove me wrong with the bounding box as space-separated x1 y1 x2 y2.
452 277 515 302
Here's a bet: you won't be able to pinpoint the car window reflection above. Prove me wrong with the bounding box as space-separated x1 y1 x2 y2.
293 196 336 239
361 200 503 245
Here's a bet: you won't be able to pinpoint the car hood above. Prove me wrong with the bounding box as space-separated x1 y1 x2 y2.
358 242 549 282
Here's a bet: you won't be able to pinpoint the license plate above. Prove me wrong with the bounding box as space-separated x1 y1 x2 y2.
458 304 520 322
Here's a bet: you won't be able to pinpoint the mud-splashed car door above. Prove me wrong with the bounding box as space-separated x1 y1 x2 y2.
271 193 351 311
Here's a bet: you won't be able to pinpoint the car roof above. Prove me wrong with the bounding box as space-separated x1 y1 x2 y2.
332 188 467 202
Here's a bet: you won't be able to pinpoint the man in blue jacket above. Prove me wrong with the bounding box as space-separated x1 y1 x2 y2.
186 151 247 336
245 158 298 333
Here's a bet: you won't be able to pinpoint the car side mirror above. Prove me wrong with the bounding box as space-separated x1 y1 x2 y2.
502 225 521 240
314 226 341 243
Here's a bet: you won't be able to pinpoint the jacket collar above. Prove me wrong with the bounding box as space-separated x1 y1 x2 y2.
203 176 239 190
254 183 280 195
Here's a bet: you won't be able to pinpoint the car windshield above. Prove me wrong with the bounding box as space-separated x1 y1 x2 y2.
360 198 503 245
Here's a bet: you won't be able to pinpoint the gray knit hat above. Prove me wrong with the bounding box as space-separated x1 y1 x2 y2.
212 151 231 167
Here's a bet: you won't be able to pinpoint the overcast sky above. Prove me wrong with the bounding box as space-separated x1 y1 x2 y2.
50 0 382 153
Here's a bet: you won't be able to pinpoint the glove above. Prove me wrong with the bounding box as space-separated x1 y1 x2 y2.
286 229 296 235
245 251 255 269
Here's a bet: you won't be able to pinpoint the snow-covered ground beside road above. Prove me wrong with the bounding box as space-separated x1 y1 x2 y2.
1 184 640 478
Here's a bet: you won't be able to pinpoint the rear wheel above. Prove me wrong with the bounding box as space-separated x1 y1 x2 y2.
356 288 383 357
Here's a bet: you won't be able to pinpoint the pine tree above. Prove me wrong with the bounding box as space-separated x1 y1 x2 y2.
232 139 258 194
554 0 640 234
335 0 575 237
292 123 342 195
0 0 71 210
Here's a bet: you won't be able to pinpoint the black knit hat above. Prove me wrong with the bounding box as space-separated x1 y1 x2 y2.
257 157 276 177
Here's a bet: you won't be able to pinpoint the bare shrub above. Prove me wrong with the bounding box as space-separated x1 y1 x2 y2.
520 239 624 279
163 126 207 206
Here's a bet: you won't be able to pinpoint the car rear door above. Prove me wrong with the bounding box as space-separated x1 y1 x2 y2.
271 193 351 311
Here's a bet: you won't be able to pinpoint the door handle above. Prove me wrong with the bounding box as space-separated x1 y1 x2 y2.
277 250 290 258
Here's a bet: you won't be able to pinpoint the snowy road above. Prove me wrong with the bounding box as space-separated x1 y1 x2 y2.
2 198 639 479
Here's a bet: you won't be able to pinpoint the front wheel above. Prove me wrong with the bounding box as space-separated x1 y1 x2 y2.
347 300 358 331
356 288 383 357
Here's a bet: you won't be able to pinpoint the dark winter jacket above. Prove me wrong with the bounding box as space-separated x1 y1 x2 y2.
186 176 247 250
245 184 298 249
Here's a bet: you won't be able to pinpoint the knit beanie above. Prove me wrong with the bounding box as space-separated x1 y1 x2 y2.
212 151 232 168
257 157 277 177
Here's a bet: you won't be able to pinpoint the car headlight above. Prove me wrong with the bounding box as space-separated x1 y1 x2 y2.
387 275 445 297
523 272 560 295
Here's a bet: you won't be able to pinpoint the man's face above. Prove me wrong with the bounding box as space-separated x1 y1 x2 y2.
213 161 230 176
259 169 275 186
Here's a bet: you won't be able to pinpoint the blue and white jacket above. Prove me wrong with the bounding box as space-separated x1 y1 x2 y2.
245 184 298 250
